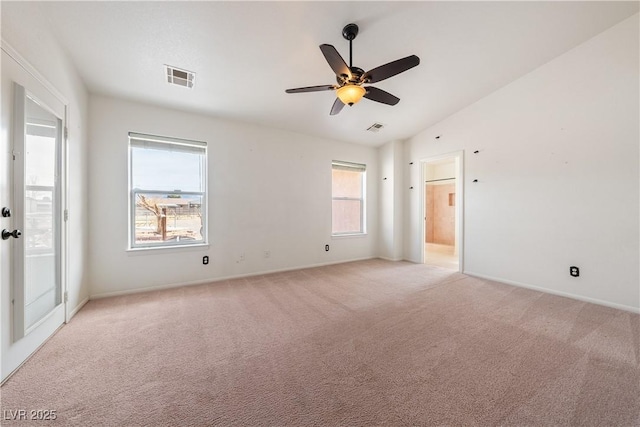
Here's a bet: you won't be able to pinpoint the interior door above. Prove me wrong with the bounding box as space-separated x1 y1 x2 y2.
1 49 66 382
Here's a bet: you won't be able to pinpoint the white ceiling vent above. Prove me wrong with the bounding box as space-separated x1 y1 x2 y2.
366 122 384 133
165 65 195 88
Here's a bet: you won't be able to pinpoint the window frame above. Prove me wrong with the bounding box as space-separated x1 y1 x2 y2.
128 132 208 250
331 160 366 236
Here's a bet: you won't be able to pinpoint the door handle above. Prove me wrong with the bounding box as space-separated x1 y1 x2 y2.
2 229 21 240
1 207 10 217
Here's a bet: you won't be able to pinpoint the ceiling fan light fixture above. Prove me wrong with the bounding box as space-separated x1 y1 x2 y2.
336 84 366 106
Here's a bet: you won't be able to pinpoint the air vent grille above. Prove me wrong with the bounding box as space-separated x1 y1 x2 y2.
366 123 384 133
165 65 195 88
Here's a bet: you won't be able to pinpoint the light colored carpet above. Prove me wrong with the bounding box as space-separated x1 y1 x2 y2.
1 259 639 426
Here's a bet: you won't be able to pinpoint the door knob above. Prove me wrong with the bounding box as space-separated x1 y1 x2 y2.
1 207 10 217
2 229 21 240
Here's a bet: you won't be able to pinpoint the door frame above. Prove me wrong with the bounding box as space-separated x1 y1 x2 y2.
1 41 69 383
420 151 464 272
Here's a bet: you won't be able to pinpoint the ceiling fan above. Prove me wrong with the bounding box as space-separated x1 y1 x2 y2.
285 23 420 116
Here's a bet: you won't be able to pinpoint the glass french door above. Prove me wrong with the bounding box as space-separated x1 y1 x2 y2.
1 49 66 382
12 84 63 339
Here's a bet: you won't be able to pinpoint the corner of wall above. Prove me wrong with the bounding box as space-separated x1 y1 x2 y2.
377 140 405 261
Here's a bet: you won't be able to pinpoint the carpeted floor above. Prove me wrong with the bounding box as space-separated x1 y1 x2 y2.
1 259 639 426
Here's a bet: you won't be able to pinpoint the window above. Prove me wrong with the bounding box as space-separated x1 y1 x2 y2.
332 161 366 235
129 132 207 249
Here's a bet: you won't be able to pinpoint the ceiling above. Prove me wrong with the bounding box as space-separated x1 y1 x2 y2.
26 2 640 146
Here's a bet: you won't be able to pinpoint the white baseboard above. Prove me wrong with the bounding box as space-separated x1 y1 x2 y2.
67 297 89 321
465 271 640 314
89 257 377 300
378 256 404 262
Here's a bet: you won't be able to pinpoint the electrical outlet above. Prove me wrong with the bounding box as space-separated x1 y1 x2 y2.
570 266 579 277
202 256 209 265
264 250 270 258
325 244 330 252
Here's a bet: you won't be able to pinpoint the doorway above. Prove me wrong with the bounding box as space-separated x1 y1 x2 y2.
1 48 67 383
422 152 463 271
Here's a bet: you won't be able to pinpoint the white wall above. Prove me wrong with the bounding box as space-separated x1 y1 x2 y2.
88 95 378 297
1 2 90 318
403 14 639 311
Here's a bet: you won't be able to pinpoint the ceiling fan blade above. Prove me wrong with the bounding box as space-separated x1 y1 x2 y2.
320 44 352 80
330 98 345 115
285 85 336 94
362 55 420 84
364 86 400 105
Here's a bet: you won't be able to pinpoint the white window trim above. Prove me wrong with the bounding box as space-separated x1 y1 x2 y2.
331 160 366 236
128 132 208 250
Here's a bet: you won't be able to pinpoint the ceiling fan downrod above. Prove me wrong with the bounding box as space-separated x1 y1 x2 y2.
350 38 353 68
342 23 359 70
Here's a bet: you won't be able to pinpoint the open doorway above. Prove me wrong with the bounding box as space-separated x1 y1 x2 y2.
422 152 463 271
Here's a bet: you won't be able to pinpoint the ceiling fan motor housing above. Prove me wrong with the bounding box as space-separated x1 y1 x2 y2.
336 67 364 85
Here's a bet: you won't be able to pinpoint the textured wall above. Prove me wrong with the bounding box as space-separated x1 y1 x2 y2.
88 96 379 297
404 14 639 311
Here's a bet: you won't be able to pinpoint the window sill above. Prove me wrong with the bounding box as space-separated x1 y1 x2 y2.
127 243 209 255
331 233 368 239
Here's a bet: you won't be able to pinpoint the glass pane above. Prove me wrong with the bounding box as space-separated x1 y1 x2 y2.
134 192 204 246
131 146 204 192
332 199 362 234
24 96 60 329
25 190 53 250
332 168 362 198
